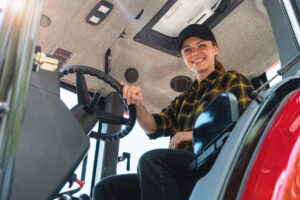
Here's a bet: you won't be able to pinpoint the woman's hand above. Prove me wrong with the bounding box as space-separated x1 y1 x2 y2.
120 82 157 134
169 131 193 149
120 82 143 106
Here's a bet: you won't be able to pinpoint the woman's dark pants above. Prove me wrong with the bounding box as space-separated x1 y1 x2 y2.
93 149 205 200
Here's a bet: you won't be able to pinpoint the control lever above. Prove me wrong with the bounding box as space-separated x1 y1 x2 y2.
86 91 101 113
68 173 85 188
118 152 131 171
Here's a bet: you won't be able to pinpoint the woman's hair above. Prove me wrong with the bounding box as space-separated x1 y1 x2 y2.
212 41 226 73
215 58 225 73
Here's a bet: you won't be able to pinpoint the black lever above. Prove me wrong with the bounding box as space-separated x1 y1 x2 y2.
76 73 90 106
105 48 111 74
86 91 101 113
118 152 131 171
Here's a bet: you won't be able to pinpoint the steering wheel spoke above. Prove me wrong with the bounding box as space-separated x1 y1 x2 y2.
76 72 90 106
95 108 128 125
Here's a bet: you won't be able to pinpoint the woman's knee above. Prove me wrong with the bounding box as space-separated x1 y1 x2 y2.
138 149 167 169
93 176 113 200
93 174 140 200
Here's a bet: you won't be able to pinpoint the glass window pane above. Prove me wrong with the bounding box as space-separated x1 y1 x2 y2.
117 123 169 174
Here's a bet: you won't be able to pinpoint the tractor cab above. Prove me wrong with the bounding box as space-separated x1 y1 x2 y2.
0 0 299 199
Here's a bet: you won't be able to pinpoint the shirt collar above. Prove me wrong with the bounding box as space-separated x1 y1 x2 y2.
191 70 224 92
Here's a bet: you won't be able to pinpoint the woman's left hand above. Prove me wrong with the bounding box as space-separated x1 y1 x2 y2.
169 131 193 149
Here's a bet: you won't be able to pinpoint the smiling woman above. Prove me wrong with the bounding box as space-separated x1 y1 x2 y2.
93 24 254 200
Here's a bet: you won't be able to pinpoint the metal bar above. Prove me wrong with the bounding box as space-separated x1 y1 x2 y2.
252 53 300 101
81 155 88 182
0 0 45 199
277 53 300 75
0 1 17 88
90 123 102 196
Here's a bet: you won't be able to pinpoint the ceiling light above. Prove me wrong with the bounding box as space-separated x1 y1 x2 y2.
86 1 113 26
152 0 222 37
89 16 101 24
98 5 110 13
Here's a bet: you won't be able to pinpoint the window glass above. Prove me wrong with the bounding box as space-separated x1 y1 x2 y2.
117 123 169 174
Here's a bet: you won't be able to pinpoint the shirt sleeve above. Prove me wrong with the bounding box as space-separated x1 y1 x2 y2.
148 95 183 139
224 71 254 115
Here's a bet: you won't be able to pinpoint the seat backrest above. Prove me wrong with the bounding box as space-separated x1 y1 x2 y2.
10 69 90 200
191 92 239 170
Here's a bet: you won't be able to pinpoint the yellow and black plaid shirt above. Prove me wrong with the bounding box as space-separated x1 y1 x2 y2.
151 70 254 151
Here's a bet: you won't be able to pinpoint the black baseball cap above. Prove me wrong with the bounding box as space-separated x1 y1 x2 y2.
177 24 217 52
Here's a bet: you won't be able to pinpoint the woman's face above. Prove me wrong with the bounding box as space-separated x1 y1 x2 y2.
181 37 219 76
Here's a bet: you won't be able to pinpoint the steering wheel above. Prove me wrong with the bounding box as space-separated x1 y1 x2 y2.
59 65 136 141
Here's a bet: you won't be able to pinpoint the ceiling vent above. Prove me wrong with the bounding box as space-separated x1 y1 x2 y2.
51 47 74 68
170 76 192 92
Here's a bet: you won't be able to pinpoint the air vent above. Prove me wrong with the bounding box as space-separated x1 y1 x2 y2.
51 47 74 68
170 76 192 92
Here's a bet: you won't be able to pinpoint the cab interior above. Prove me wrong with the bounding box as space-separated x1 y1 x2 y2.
1 0 300 199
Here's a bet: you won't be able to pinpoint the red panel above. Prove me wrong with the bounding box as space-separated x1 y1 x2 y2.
242 89 300 200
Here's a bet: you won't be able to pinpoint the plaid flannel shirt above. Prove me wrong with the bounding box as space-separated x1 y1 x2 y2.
150 70 254 151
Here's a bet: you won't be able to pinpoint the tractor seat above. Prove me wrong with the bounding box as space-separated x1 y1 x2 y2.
190 92 239 171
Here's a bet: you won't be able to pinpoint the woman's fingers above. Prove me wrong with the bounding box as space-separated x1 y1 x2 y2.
127 86 135 104
169 140 178 149
120 82 142 105
130 86 141 104
169 136 178 149
128 86 141 105
169 132 193 149
120 82 128 98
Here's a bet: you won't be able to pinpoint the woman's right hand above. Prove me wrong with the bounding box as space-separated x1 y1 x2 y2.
121 82 157 134
120 82 143 106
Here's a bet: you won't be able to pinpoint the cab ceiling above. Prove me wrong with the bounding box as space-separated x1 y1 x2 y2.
37 0 279 112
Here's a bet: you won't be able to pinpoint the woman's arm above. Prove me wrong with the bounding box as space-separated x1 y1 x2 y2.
120 82 157 135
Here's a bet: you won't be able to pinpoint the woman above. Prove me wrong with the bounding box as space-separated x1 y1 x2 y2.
93 24 254 200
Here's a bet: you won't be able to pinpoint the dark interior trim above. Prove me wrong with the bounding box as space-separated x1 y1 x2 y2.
134 0 244 57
